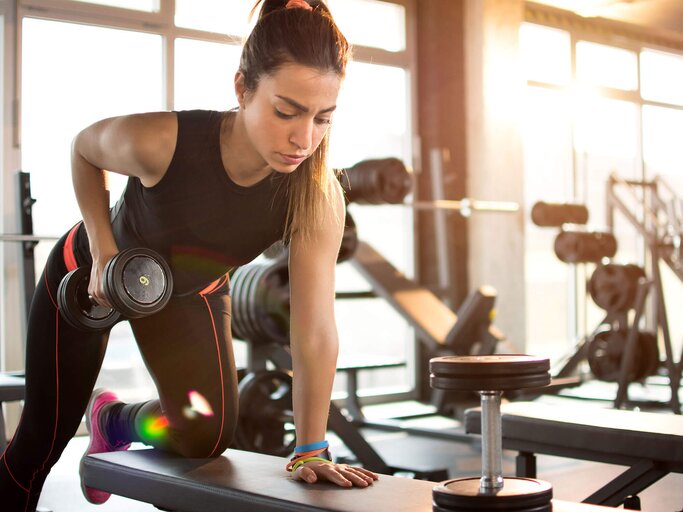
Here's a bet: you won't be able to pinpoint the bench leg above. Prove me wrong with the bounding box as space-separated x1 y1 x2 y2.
515 451 536 478
583 460 668 507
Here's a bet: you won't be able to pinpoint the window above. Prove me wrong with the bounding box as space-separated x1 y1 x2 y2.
520 23 571 85
641 49 683 106
174 38 241 111
576 41 637 91
328 0 406 52
175 0 253 37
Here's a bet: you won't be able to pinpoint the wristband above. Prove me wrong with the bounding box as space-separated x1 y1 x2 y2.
294 440 329 454
290 456 333 473
286 447 332 472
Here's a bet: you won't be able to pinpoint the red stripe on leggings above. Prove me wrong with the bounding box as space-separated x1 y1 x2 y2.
200 294 226 457
62 223 80 273
198 274 226 296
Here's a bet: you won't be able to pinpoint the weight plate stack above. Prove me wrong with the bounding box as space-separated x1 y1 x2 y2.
433 477 552 511
430 355 551 391
231 260 290 346
234 370 295 457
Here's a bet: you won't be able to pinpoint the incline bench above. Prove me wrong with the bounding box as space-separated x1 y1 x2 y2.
81 448 617 511
465 401 683 507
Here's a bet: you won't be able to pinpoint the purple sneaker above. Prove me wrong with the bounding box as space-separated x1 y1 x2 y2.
79 388 131 504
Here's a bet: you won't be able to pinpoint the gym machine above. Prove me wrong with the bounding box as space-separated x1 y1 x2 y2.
531 172 683 413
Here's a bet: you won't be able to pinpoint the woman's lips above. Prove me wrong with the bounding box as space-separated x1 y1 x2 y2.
280 153 307 165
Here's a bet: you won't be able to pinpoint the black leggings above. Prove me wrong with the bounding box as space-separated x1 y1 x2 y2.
0 229 239 512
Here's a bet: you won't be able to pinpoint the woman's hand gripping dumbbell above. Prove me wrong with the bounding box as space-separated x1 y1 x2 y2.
57 248 173 331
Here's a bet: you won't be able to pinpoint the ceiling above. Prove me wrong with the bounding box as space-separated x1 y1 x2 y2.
531 0 683 37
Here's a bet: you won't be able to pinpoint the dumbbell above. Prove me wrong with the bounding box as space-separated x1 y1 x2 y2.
430 355 552 512
57 247 173 331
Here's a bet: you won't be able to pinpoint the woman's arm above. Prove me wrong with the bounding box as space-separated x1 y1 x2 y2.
70 111 177 305
287 177 378 488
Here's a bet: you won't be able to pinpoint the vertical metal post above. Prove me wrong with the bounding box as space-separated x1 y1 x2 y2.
480 390 504 489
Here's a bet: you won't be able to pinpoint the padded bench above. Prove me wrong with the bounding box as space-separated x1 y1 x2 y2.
465 401 683 507
0 373 26 452
81 448 616 511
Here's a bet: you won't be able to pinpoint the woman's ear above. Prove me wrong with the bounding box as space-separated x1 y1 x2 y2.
234 72 247 109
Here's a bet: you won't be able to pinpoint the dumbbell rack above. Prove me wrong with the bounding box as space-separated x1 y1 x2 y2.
606 173 682 414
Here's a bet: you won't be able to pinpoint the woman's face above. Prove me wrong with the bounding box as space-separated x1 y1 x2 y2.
237 62 342 173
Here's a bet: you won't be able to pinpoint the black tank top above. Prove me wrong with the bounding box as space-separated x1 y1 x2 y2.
75 110 290 295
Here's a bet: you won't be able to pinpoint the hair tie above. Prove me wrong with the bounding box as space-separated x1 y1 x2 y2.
286 0 313 11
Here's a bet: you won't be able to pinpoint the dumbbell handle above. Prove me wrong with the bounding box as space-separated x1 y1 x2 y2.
480 391 504 489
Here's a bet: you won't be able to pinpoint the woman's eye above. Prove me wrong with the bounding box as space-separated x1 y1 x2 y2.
315 117 332 126
275 110 296 119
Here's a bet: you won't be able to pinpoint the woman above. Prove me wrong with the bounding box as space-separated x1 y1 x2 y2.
0 1 378 510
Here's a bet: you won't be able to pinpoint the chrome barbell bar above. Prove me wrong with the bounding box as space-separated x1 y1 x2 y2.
0 234 60 242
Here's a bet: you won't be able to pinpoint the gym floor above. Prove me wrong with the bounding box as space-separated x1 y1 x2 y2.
37 396 683 512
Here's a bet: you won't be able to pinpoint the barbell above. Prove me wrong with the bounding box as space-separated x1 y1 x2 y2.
0 234 60 242
340 158 519 215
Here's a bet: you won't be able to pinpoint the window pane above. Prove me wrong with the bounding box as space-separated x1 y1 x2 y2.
71 0 158 11
174 38 242 111
642 105 683 184
175 0 253 36
576 41 637 91
328 0 405 52
641 49 683 106
522 86 573 360
520 23 571 85
22 18 163 401
327 60 413 396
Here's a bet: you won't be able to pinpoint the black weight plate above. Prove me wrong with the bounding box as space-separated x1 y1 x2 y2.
430 355 550 377
244 264 272 344
105 248 173 318
433 477 552 510
432 503 551 512
588 263 643 313
235 370 295 456
231 265 260 342
257 263 290 345
57 267 120 331
430 373 550 392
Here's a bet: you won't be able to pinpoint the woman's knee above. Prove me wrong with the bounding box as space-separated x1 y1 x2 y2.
174 416 237 458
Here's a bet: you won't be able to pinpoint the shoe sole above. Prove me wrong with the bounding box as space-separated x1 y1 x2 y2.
79 388 111 505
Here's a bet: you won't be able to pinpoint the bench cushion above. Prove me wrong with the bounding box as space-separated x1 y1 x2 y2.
465 402 683 468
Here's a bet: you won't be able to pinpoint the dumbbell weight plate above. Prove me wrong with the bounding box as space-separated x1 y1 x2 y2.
104 248 173 318
57 266 121 331
433 477 552 511
430 355 551 391
233 370 295 457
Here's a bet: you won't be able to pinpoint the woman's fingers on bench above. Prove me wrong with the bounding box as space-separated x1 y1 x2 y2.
294 461 378 487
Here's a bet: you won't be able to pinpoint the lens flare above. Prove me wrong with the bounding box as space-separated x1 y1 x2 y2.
188 390 214 417
141 415 169 440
